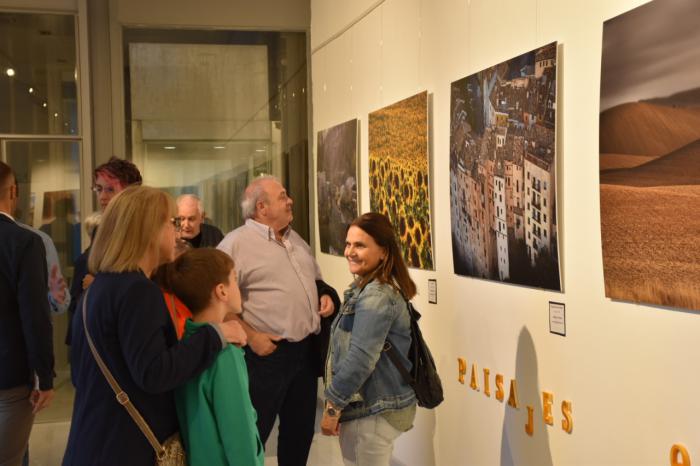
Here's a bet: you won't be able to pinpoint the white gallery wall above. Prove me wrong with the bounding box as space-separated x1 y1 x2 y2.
310 0 699 465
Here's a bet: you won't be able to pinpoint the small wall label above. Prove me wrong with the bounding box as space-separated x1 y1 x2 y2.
549 301 566 336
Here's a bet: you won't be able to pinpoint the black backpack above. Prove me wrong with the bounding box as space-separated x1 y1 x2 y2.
384 300 444 409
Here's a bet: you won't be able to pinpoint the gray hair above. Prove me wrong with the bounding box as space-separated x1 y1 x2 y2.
241 175 279 219
176 193 204 215
84 212 102 238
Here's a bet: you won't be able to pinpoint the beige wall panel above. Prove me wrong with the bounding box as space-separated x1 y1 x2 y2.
0 0 75 11
116 0 308 30
466 0 538 75
324 31 353 125
310 0 381 50
380 0 422 104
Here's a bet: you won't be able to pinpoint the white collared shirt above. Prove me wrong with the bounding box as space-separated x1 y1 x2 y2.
217 219 322 341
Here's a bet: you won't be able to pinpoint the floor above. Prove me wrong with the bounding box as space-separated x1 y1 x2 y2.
27 379 344 466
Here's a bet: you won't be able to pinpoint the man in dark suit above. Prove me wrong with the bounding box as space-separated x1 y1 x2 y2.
0 161 55 466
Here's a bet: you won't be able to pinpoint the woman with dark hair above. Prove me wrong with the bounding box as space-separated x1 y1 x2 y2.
321 212 417 466
66 157 143 346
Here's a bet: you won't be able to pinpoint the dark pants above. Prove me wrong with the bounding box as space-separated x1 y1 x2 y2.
244 337 318 466
0 385 34 466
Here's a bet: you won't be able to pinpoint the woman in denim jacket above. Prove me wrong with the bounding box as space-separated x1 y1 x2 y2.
321 212 417 466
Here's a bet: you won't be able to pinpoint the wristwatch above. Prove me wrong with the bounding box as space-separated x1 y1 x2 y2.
325 402 341 417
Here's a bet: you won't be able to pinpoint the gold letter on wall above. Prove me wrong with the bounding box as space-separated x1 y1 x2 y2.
561 400 573 434
483 368 491 397
542 392 554 425
470 363 480 391
525 406 534 436
495 374 505 402
507 379 519 408
458 358 467 384
670 444 691 466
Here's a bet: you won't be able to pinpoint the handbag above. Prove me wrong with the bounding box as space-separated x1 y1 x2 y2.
82 289 187 465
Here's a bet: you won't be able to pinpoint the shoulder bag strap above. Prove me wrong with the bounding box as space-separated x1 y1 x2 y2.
382 294 415 386
82 289 166 459
383 340 414 386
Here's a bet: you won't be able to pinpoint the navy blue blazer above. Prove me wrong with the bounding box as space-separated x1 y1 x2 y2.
63 271 225 466
0 213 54 390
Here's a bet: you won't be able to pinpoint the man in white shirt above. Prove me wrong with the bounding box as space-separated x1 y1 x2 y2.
218 176 339 466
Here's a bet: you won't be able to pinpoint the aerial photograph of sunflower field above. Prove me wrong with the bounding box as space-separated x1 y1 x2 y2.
369 91 433 270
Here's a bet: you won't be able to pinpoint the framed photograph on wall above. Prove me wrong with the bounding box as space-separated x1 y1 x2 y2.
369 91 434 270
317 119 359 256
449 42 561 291
599 0 700 311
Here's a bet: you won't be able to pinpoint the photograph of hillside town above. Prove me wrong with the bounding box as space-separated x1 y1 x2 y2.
369 91 433 270
317 119 359 256
449 42 560 290
599 0 700 311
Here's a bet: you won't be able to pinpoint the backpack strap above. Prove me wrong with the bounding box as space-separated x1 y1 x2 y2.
382 293 416 387
383 340 414 386
356 279 415 387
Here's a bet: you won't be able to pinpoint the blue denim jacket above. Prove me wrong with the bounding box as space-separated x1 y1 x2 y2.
324 280 416 422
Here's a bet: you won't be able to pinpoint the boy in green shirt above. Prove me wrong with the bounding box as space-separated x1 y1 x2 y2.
160 248 264 466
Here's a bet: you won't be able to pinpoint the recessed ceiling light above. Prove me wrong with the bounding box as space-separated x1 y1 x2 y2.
213 145 226 150
28 87 34 94
164 146 176 150
53 112 58 118
42 102 47 108
5 68 15 77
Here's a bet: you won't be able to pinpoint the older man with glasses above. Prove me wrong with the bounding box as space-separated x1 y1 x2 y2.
176 194 224 248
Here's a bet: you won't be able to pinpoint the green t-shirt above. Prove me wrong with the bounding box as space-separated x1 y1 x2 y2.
175 320 264 466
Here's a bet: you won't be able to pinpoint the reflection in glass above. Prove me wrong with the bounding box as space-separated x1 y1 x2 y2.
0 12 78 135
124 30 309 239
6 140 81 274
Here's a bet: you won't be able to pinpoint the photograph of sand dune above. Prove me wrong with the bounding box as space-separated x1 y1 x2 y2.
369 91 433 270
600 0 700 311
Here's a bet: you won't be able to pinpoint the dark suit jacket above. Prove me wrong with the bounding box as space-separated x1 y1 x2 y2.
0 213 54 390
63 271 224 465
184 222 225 248
65 247 89 345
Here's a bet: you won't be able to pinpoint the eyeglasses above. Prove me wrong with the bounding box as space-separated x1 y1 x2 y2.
92 185 117 195
170 217 182 232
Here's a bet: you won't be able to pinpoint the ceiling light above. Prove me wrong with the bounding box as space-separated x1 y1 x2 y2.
28 87 34 94
255 149 266 152
213 146 226 150
53 113 58 118
42 102 47 108
164 146 176 150
5 68 15 77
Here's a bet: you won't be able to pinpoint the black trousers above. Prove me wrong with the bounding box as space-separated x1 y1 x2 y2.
244 336 318 466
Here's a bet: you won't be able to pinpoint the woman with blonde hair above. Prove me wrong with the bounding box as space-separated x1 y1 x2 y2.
63 186 247 466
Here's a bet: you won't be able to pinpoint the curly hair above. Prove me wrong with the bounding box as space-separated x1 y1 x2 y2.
94 156 142 187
